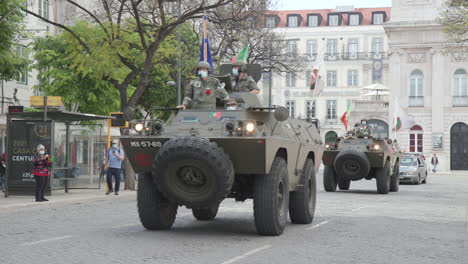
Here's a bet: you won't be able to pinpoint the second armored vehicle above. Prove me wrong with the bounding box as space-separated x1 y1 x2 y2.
322 133 401 194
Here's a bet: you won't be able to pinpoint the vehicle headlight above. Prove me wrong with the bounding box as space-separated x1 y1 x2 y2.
325 144 330 149
245 122 256 133
134 123 144 132
373 144 380 150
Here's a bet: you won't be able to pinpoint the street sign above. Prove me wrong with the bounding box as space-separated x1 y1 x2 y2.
110 112 128 128
30 96 62 108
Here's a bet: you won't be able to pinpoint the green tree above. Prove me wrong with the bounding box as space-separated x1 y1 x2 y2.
0 0 27 80
33 20 199 117
440 0 468 43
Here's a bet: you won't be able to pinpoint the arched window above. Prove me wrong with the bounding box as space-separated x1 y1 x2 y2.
409 70 424 107
453 69 468 106
325 131 338 144
409 125 423 153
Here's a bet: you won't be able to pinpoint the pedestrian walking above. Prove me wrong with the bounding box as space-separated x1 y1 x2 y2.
0 152 6 192
431 153 439 173
33 144 52 202
105 139 124 195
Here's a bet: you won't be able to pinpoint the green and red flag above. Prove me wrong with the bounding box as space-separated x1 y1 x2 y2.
393 97 415 131
340 103 352 130
235 46 249 63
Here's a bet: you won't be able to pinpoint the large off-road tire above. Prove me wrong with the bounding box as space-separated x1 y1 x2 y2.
254 156 289 236
390 161 400 192
192 203 220 221
153 136 234 209
334 150 371 181
338 177 351 190
137 172 178 230
376 161 391 194
323 165 338 192
289 158 316 224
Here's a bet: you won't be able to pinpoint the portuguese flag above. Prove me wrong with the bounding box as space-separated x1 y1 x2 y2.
394 98 415 131
340 103 352 131
235 46 249 63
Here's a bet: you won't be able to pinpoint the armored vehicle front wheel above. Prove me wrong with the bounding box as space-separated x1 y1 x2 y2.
323 165 338 192
137 172 178 230
289 158 316 224
254 156 289 236
338 177 351 190
390 161 400 192
376 161 391 194
153 136 234 209
192 204 220 221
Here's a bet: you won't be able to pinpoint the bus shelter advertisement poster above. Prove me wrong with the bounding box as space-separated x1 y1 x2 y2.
8 121 52 187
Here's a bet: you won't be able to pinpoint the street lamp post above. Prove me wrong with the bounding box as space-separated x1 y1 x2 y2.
176 0 182 106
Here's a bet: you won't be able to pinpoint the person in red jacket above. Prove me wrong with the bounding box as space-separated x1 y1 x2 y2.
33 144 52 202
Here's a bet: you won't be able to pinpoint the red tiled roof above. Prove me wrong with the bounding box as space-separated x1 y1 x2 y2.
264 7 391 27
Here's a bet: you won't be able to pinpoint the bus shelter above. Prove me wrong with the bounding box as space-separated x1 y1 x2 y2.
4 111 113 197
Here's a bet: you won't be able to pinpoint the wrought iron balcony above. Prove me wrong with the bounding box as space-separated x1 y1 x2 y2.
352 100 389 112
452 96 468 107
409 96 424 107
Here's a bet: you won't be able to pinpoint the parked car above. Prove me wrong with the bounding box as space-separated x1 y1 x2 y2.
399 154 428 184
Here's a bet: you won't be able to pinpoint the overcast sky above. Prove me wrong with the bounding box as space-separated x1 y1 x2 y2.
274 0 392 10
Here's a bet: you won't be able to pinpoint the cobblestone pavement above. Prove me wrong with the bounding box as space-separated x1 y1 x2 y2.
0 172 467 264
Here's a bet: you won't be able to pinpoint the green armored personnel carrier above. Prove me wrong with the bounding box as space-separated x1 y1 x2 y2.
120 66 324 236
321 130 401 194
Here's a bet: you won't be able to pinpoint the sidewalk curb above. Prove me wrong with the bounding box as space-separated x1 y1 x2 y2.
0 191 135 210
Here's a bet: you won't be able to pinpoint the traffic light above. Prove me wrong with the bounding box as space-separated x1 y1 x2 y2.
110 112 129 128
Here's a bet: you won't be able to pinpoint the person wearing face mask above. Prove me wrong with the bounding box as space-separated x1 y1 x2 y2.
33 144 52 202
177 61 230 110
225 99 238 110
231 61 259 94
105 139 125 195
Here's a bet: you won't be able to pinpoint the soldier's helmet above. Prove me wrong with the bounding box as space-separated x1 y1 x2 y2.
197 61 211 71
354 122 360 127
232 60 247 72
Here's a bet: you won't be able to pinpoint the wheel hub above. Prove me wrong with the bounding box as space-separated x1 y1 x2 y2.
177 166 206 186
343 160 360 173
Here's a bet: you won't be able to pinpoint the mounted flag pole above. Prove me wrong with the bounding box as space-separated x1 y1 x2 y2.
200 16 214 72
340 103 352 131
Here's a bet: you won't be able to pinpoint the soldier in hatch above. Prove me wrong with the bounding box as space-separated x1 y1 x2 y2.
177 61 230 110
354 119 373 138
231 61 260 94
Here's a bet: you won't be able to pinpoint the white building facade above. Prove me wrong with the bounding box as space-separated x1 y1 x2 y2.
385 0 468 171
264 7 392 145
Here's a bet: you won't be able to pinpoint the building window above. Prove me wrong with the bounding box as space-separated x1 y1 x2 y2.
306 100 316 118
308 15 319 27
326 100 337 120
409 70 424 107
306 40 317 56
327 39 337 55
348 38 358 55
453 69 468 106
348 70 358 87
327 71 337 87
287 15 299 27
409 125 423 153
286 40 297 57
266 16 276 28
286 72 296 87
329 15 339 26
286 101 295 118
39 0 49 19
349 14 360 26
372 38 383 54
373 13 385 25
15 46 27 84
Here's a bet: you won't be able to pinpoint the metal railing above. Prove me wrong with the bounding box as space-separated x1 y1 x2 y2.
452 96 468 107
352 100 389 111
409 96 424 107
